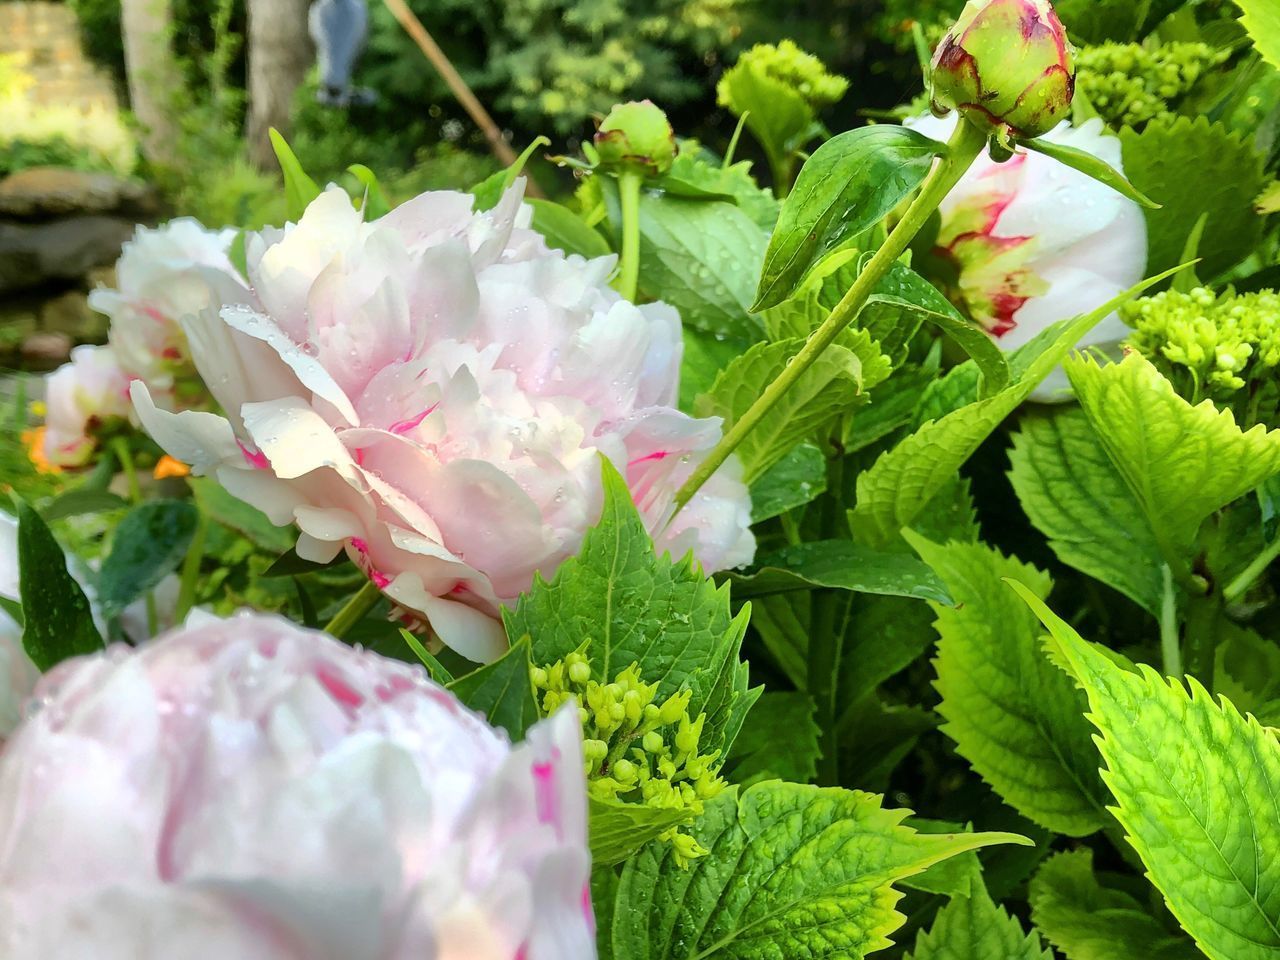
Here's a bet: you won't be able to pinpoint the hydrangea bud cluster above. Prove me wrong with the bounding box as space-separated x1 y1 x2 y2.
1076 41 1228 129
1124 287 1280 428
532 651 727 865
716 40 850 110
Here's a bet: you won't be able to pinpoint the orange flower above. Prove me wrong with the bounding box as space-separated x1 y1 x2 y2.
153 455 191 479
22 426 60 475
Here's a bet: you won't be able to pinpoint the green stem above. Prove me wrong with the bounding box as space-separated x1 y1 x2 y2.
767 148 796 199
1223 536 1280 603
1159 564 1182 678
672 118 989 512
112 436 156 636
811 438 849 786
324 579 383 639
1183 593 1223 690
175 507 208 623
614 170 643 302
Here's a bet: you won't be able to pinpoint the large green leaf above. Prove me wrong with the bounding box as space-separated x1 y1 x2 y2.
528 198 611 258
1008 408 1164 616
748 442 827 522
1120 117 1266 279
1015 582 1280 960
505 460 757 758
727 540 953 604
97 500 199 620
608 782 1028 960
446 636 538 740
1029 849 1201 960
907 885 1051 960
910 535 1109 837
15 498 102 671
717 60 819 173
1239 0 1280 70
722 691 821 786
1055 0 1183 42
1067 352 1280 563
589 795 694 867
754 126 947 310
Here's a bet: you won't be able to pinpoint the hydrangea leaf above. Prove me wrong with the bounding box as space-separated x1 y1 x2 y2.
727 540 953 604
716 63 818 177
1120 117 1266 279
1239 0 1280 70
97 500 199 620
1013 581 1280 960
1029 849 1201 960
608 782 1029 960
446 636 538 740
1008 408 1164 616
505 460 757 758
589 796 695 867
663 154 782 231
748 442 827 522
696 335 888 484
907 885 1051 960
898 819 983 899
908 535 1109 837
722 691 821 786
1066 352 1280 562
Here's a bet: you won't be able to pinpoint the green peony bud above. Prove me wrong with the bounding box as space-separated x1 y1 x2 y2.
931 0 1076 146
594 100 677 178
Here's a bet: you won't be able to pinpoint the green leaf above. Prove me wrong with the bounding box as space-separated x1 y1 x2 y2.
754 126 948 310
1066 352 1280 563
898 819 983 898
1120 117 1266 279
749 442 827 522
1019 136 1159 209
1029 849 1201 960
696 334 886 483
41 489 128 521
97 500 199 620
504 459 756 758
1056 0 1184 43
909 535 1110 837
722 691 820 786
589 795 695 867
471 136 550 211
1008 408 1164 616
188 477 293 554
850 271 1174 547
15 498 103 670
680 327 748 413
346 164 392 219
446 636 537 740
398 628 455 685
269 129 321 221
636 193 769 341
728 540 953 604
528 198 611 259
663 153 781 231
718 61 819 177
1014 581 1280 960
1239 0 1280 70
907 885 1051 960
261 547 348 578
608 782 1029 960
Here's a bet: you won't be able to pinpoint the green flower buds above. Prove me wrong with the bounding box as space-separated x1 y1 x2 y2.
594 100 677 178
931 0 1076 146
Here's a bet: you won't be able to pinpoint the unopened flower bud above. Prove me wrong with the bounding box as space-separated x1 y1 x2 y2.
594 101 677 178
931 0 1076 145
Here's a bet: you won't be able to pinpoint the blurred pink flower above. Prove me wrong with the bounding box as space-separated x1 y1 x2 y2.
42 344 133 468
906 114 1148 401
132 182 754 660
0 612 594 959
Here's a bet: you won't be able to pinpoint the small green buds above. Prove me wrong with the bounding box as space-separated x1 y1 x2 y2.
594 100 677 178
931 0 1076 147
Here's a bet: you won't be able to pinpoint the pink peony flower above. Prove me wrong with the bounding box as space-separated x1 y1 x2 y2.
42 344 133 468
90 218 246 409
132 182 755 660
0 612 594 959
906 114 1148 401
0 514 38 740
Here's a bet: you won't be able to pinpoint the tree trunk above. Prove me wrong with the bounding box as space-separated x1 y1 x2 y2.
245 0 313 170
120 0 183 168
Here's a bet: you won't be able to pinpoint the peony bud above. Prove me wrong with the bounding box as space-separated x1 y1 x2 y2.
931 0 1076 146
594 100 677 177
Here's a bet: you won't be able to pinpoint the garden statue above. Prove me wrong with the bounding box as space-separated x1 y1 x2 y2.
309 0 376 106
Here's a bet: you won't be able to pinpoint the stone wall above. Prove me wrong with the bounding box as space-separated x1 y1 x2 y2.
0 1 119 110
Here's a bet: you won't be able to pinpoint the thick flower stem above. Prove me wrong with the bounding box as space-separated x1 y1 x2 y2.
672 118 989 512
175 508 208 624
1159 564 1182 678
325 580 384 640
615 170 644 302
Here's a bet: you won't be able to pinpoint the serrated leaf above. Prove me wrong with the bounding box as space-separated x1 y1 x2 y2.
269 129 321 221
1019 135 1159 208
1008 408 1164 615
663 153 781 231
749 442 827 522
528 198 611 259
898 819 983 899
589 795 694 867
754 126 948 310
1239 0 1280 70
16 498 102 670
696 335 887 483
505 460 757 758
1014 581 1280 960
1029 849 1201 960
721 691 820 786
1120 116 1266 279
1066 352 1280 563
97 500 199 620
718 60 819 177
446 636 537 740
727 540 953 604
608 781 1029 960
907 885 1051 960
910 535 1109 837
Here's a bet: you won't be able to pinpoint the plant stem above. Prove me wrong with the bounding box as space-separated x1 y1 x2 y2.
614 170 643 302
175 507 208 624
672 118 989 512
112 436 156 636
1223 536 1280 603
1159 564 1182 678
1182 593 1223 690
324 580 383 640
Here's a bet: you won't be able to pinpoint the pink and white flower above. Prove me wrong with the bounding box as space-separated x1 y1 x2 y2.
0 612 594 959
42 344 133 468
132 182 755 661
906 114 1148 401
